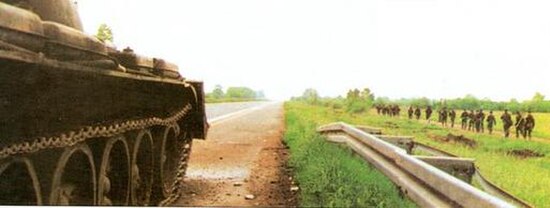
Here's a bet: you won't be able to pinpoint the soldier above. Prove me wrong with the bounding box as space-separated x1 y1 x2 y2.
449 109 456 128
395 105 401 117
478 109 486 133
425 106 433 123
486 111 497 134
500 110 513 138
376 104 382 115
440 107 448 127
468 110 476 131
474 110 482 132
524 111 535 139
460 110 469 129
414 107 421 120
515 111 525 138
408 106 414 119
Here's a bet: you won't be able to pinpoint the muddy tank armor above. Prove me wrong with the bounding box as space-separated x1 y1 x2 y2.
0 1 208 205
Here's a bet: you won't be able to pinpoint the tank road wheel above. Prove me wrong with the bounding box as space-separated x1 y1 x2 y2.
130 130 155 206
97 136 131 205
49 144 96 205
0 158 42 205
159 125 182 197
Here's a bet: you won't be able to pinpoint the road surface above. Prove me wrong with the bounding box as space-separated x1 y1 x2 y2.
174 101 297 206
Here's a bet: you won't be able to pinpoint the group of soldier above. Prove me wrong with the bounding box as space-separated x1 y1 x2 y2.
375 104 401 117
375 104 536 139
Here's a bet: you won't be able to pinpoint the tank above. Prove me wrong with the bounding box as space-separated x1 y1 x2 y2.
0 0 208 205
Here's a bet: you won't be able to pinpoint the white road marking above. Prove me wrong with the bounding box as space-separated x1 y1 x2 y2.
207 102 277 127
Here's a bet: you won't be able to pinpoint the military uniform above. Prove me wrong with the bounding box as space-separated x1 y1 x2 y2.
500 111 513 138
408 107 414 119
426 106 433 122
486 112 496 134
414 107 421 120
440 108 448 127
394 105 401 117
524 113 535 139
449 110 456 128
478 110 485 133
460 111 469 129
515 112 525 138
468 110 476 131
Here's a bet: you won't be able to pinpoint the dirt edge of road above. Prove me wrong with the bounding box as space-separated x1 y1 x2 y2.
175 103 298 207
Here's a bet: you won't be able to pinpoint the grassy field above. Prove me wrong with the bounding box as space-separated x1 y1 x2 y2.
284 102 416 207
290 102 550 207
395 108 550 140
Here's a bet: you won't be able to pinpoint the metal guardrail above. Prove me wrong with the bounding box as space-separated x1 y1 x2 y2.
412 142 531 208
318 122 526 208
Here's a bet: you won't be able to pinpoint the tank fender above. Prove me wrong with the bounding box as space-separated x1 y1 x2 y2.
185 81 208 140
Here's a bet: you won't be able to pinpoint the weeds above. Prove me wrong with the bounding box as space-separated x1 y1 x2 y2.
284 102 415 207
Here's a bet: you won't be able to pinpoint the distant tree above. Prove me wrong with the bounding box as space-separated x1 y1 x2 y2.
374 97 390 105
532 92 545 102
345 87 374 113
211 85 224 99
95 23 113 43
301 88 320 104
226 87 257 99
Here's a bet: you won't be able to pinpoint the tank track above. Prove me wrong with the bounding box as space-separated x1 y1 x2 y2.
0 104 192 160
0 103 197 205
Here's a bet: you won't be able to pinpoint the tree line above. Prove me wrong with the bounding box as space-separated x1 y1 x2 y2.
375 92 550 113
206 85 266 103
291 88 375 113
293 88 550 113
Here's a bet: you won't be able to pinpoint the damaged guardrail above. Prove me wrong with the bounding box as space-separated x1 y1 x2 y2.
318 122 530 208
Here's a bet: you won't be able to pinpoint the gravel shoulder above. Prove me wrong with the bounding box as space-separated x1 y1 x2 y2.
175 102 297 206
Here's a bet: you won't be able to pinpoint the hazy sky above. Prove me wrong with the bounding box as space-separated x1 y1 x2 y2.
76 0 550 101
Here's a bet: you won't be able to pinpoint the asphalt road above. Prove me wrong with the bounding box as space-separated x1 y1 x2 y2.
175 101 297 206
205 101 269 120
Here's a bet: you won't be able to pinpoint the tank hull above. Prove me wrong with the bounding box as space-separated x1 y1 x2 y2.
0 51 207 205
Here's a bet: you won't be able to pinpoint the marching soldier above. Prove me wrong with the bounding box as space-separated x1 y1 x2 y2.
449 109 456 128
486 111 497 134
478 109 486 133
395 105 401 117
468 110 476 131
414 107 421 120
500 110 513 138
376 104 382 115
474 110 482 132
426 106 433 123
515 111 525 138
460 110 469 129
440 108 448 127
524 111 535 139
408 106 414 119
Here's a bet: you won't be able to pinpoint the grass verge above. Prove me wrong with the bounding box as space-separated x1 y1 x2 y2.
289 102 550 207
284 102 416 207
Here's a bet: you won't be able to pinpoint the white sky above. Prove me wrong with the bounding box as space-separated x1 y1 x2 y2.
76 0 550 101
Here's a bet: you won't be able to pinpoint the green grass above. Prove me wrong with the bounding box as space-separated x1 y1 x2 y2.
284 102 416 207
294 103 550 207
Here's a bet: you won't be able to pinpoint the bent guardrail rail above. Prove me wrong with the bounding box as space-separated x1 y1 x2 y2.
318 122 529 208
411 141 531 208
